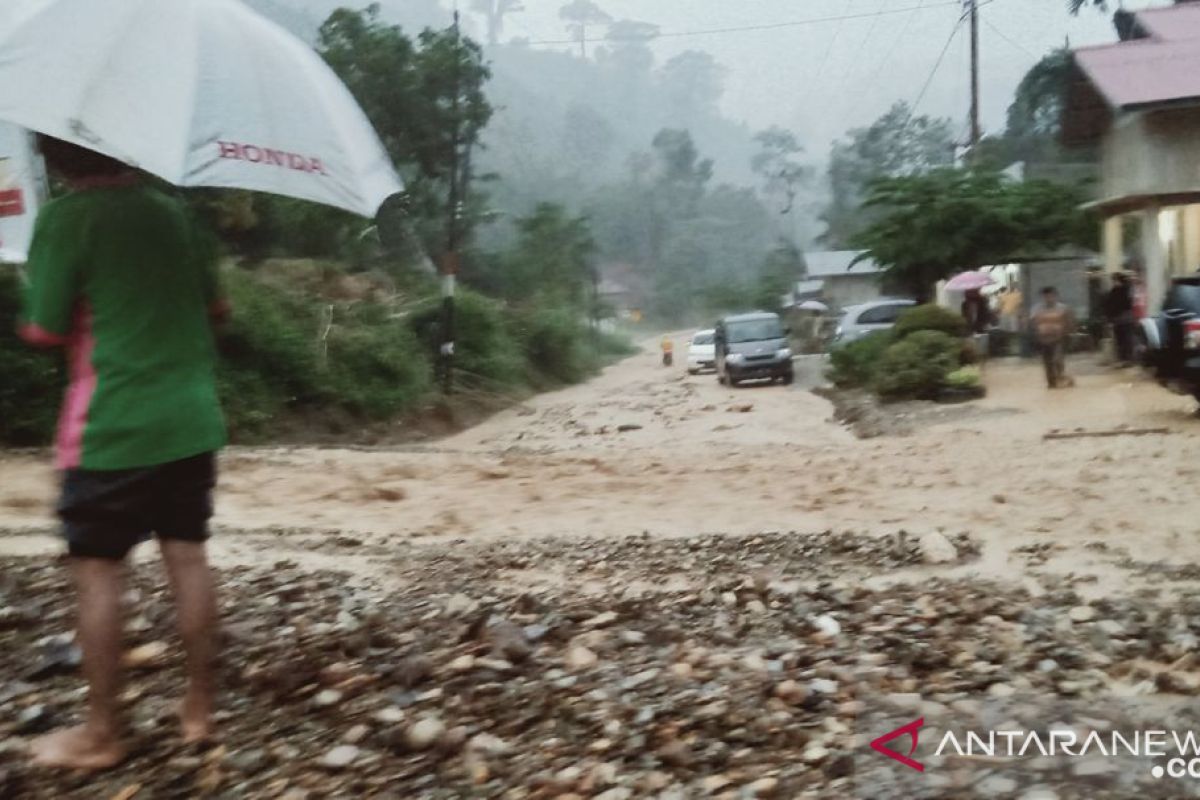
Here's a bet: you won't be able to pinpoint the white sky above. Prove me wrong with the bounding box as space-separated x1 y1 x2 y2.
488 0 1160 152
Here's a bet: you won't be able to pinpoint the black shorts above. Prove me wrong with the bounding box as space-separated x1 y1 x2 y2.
57 452 217 560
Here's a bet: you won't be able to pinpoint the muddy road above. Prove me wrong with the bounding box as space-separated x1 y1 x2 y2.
1 340 1197 599
4 343 1200 798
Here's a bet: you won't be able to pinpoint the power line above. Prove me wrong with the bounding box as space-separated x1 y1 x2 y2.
907 11 966 118
983 17 1037 58
519 1 964 47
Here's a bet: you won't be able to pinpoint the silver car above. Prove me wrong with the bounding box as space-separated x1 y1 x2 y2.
832 299 916 345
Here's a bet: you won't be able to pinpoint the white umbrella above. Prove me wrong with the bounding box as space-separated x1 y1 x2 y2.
795 299 829 313
0 0 402 218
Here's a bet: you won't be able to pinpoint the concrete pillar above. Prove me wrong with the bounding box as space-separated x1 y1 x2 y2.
1184 204 1200 274
1104 216 1124 274
1142 206 1167 314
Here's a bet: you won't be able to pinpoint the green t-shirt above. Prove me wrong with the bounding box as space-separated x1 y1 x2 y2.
21 181 227 470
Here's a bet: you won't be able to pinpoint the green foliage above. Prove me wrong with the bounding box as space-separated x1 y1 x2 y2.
409 289 525 389
215 268 430 439
827 332 893 389
852 168 1098 301
821 101 956 249
316 6 493 254
0 270 66 446
502 203 597 304
893 303 968 340
874 330 961 401
945 366 982 389
510 306 595 385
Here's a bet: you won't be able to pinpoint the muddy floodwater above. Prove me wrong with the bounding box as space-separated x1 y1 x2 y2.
2 341 1200 798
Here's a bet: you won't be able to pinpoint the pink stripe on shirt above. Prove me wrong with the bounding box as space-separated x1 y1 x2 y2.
17 322 69 347
55 307 97 470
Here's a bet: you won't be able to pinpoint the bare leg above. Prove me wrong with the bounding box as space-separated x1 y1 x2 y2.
158 539 219 743
30 558 128 770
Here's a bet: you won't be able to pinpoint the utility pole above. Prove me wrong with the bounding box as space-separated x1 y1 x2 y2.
968 0 982 159
440 8 463 395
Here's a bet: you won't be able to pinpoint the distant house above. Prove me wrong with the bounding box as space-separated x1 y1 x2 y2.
1063 0 1200 311
797 250 888 311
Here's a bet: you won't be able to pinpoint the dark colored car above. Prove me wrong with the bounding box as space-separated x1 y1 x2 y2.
1140 276 1200 402
715 312 794 387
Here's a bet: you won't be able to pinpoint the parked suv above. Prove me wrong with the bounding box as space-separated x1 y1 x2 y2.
832 298 916 345
715 312 793 386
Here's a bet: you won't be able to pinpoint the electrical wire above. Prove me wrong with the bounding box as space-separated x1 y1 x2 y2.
906 11 966 119
983 17 1037 57
520 1 964 47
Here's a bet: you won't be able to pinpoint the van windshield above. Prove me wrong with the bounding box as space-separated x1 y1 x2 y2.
726 318 783 343
692 332 714 345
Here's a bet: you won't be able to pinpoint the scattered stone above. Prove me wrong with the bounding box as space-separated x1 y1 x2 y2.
405 717 447 751
1068 606 1097 623
318 745 360 771
918 532 959 564
566 646 599 671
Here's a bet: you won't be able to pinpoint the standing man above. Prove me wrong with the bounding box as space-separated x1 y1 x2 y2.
1029 286 1076 389
1105 272 1135 366
18 137 227 769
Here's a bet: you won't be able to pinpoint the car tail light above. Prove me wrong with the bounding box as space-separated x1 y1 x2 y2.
1186 320 1200 349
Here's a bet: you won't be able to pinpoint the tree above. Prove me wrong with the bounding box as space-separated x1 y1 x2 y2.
659 51 726 124
503 203 597 304
470 0 524 47
751 127 810 218
318 6 493 253
820 101 956 249
851 168 1097 300
558 0 611 57
975 48 1076 169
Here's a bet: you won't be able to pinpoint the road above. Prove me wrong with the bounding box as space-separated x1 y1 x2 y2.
1 341 1198 599
5 343 1200 797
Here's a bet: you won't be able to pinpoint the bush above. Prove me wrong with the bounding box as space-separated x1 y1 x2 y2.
0 270 66 446
945 366 982 389
409 289 526 390
217 267 431 438
894 304 967 340
874 330 961 400
510 306 594 385
827 332 893 388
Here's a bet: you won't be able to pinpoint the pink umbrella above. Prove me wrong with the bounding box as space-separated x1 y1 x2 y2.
945 271 995 292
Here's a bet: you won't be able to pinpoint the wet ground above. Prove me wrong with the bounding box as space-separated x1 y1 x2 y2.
2 342 1200 797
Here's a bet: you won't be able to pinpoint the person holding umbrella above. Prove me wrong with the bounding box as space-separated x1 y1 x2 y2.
19 137 227 768
0 0 405 770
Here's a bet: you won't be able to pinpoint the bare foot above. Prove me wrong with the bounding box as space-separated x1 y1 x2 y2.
29 725 125 771
179 694 215 744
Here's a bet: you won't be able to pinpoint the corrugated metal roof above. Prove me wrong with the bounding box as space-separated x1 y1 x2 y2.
804 250 882 277
1135 2 1200 42
1072 3 1200 111
1075 38 1200 109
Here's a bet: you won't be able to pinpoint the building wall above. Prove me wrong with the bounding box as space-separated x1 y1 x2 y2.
1101 107 1200 202
1023 259 1093 319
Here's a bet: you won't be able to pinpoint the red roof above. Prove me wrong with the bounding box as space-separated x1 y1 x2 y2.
1073 3 1200 110
1075 39 1200 109
1135 2 1200 41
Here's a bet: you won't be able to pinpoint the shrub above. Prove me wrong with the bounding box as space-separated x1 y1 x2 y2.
894 304 967 340
827 332 893 388
874 330 961 400
0 270 66 446
409 289 526 390
945 366 982 389
510 306 594 385
217 266 431 438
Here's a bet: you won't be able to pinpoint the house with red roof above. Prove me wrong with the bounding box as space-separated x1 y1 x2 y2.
1063 0 1200 311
